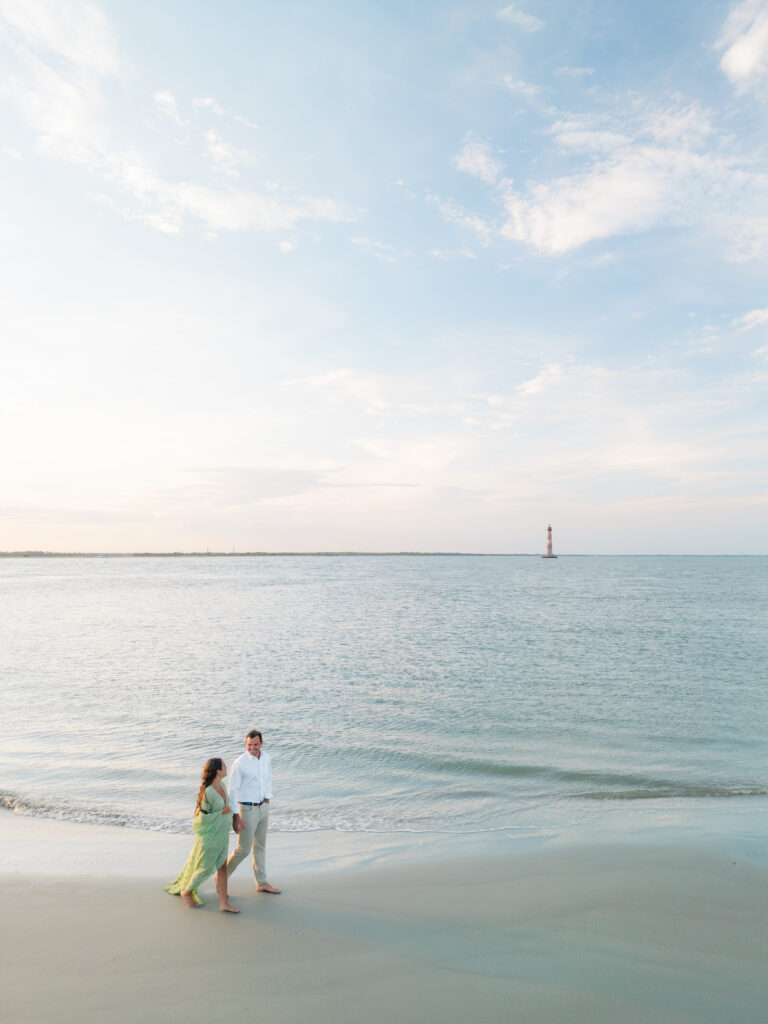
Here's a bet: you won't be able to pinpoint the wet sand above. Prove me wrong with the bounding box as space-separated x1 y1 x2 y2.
2 824 767 1024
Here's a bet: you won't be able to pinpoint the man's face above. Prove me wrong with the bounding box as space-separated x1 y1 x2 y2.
246 735 262 757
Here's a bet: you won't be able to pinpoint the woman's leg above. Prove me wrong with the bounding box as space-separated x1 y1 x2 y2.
216 864 239 912
180 889 198 909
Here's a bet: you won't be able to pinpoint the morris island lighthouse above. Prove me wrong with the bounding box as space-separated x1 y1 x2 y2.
542 524 557 559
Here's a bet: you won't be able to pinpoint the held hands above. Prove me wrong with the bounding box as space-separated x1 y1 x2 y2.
232 812 245 834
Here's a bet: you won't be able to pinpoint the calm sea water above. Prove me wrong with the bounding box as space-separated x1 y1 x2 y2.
1 556 766 837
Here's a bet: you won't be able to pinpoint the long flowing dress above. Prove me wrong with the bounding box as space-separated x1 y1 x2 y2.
164 784 232 906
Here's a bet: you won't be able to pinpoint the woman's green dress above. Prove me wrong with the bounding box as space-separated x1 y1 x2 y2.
165 784 232 906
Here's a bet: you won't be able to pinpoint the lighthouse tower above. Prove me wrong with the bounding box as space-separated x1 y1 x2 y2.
543 524 557 558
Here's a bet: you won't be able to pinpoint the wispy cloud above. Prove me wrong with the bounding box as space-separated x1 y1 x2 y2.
0 1 352 236
161 467 323 509
718 0 768 92
426 192 493 244
153 90 186 126
555 66 595 77
0 0 119 75
497 4 545 33
295 368 460 415
450 98 768 257
102 159 354 235
204 130 250 177
350 237 398 262
193 96 225 116
427 248 477 260
502 75 540 97
288 360 765 515
453 137 503 184
733 305 768 329
193 95 259 129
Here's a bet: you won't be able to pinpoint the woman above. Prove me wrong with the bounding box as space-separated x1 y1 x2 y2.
165 757 239 912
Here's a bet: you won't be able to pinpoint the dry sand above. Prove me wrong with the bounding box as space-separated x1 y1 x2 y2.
2 828 767 1024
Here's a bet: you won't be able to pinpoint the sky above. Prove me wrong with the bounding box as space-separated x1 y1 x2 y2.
1 0 766 554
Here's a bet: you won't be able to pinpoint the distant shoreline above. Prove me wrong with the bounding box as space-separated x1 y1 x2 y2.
0 551 757 558
0 550 545 558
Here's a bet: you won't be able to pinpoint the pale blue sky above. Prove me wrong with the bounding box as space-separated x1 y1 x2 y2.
1 0 766 552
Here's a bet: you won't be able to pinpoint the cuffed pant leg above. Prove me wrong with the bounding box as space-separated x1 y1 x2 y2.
252 806 269 886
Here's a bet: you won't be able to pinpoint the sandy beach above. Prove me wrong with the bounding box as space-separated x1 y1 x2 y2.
2 810 767 1024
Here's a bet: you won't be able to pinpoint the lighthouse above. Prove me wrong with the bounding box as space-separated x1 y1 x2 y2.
542 524 557 558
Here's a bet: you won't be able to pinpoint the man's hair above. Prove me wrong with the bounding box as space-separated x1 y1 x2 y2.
246 729 263 741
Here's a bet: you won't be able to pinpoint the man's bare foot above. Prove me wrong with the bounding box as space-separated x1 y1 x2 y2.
180 891 198 909
220 903 240 913
257 883 281 894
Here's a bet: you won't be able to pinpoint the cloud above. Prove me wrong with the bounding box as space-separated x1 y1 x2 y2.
204 130 249 177
492 100 768 256
0 503 157 526
447 101 745 256
733 306 768 329
350 237 398 262
426 193 493 244
153 90 186 126
0 1 352 236
718 0 768 92
102 158 353 234
502 76 540 97
497 4 545 33
726 217 768 261
287 360 766 516
0 0 119 75
1 20 112 164
469 361 765 489
427 248 477 259
454 137 502 184
500 155 673 255
193 95 259 129
294 368 467 417
193 96 225 116
555 66 594 77
162 467 323 508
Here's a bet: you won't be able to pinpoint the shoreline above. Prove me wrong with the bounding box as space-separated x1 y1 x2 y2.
3 795 767 879
3 816 767 1023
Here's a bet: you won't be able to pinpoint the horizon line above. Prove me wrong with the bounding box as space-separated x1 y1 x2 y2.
0 551 759 558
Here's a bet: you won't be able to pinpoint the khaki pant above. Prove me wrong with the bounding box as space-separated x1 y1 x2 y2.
226 803 270 886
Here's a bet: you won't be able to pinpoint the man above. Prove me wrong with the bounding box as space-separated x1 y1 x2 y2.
226 729 281 894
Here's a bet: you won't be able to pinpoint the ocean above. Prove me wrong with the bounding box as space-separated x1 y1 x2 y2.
1 555 766 843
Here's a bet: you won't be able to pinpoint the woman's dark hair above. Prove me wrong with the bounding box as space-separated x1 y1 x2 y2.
195 757 223 813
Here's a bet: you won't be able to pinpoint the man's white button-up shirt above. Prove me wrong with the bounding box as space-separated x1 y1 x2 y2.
228 750 273 806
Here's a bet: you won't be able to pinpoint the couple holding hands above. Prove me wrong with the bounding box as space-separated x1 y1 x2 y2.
165 729 281 912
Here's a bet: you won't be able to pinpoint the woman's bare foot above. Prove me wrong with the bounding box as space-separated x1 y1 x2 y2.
220 902 240 913
180 890 198 909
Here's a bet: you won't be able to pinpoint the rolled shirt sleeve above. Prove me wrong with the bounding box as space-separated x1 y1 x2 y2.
264 752 273 801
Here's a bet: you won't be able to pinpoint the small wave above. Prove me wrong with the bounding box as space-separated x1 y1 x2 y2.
578 785 768 801
4 784 766 837
0 789 557 837
416 757 768 801
0 791 190 833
